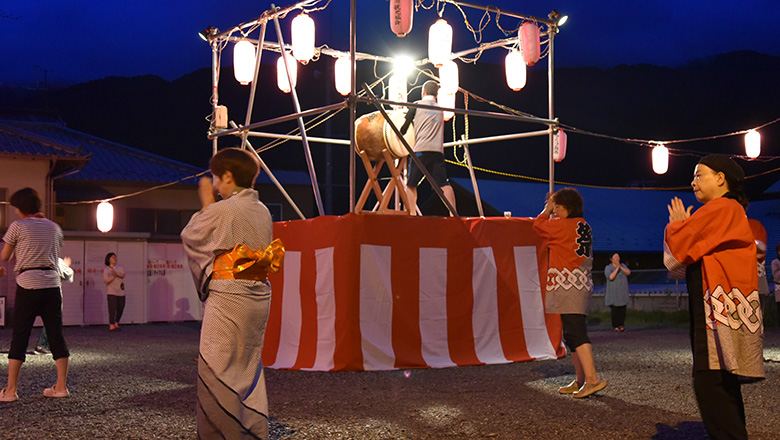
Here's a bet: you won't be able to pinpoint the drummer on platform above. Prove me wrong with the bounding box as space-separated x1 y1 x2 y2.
400 80 456 215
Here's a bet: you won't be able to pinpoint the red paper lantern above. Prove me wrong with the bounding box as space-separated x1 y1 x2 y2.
521 22 540 66
389 0 414 37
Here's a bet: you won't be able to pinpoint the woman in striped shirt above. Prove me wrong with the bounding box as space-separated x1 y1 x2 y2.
0 188 71 402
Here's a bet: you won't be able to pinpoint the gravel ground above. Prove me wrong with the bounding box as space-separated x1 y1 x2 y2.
1 322 778 439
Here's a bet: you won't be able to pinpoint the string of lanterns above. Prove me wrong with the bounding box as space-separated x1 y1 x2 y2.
227 1 772 177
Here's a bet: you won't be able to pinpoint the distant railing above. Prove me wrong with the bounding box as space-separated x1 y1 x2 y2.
592 268 685 296
591 268 688 311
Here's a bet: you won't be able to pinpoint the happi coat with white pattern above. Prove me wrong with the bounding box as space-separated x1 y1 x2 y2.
181 188 273 439
533 215 594 315
664 196 764 381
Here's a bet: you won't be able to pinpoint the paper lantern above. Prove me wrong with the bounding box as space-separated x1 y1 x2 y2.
520 22 541 66
437 90 456 121
96 201 114 233
388 73 408 110
233 39 256 85
439 60 459 94
745 129 760 159
277 53 298 93
334 56 351 96
389 0 413 37
652 144 669 174
505 49 526 91
553 129 567 162
291 13 315 64
428 19 452 68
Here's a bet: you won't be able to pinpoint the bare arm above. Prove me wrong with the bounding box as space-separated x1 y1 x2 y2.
0 243 14 262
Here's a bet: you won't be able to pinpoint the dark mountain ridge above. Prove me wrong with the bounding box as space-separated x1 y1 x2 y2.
2 50 779 209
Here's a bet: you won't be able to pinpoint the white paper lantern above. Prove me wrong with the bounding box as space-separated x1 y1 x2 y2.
520 22 541 66
745 129 761 159
334 56 351 96
437 90 456 121
505 49 526 91
428 19 452 68
439 60 459 94
233 39 256 85
652 144 669 174
553 129 567 162
388 73 407 109
277 53 298 93
291 13 315 64
96 201 114 233
389 0 414 37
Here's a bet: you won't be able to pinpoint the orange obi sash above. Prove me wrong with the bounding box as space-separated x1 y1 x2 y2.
211 239 285 281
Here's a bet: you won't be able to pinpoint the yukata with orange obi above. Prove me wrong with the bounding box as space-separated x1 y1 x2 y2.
533 215 593 315
181 187 275 440
664 196 765 382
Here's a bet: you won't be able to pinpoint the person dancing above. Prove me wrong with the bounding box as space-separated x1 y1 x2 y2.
665 155 764 440
103 252 126 331
0 188 71 402
534 188 607 398
182 148 282 439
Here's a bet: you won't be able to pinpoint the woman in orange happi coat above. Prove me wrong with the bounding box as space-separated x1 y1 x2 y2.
665 155 764 440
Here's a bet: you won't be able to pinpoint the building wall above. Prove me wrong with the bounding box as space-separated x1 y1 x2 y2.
0 157 52 226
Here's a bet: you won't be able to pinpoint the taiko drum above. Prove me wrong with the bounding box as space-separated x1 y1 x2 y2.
354 110 415 161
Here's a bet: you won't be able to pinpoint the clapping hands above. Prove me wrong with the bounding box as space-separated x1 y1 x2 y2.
667 197 692 223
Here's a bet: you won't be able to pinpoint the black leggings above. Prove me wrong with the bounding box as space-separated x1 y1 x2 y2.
107 295 126 325
10 286 69 361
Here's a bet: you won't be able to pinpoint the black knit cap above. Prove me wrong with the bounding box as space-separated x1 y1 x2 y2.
697 154 747 206
698 155 744 188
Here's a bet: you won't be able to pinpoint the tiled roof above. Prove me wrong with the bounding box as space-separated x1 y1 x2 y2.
1 120 201 184
0 119 314 190
0 123 88 159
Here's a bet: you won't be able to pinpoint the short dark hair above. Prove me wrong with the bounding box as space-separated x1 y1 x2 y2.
105 252 116 266
10 187 41 215
552 188 584 218
422 80 439 97
210 148 260 188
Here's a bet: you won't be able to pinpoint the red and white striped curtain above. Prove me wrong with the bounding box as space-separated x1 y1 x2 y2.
263 214 565 371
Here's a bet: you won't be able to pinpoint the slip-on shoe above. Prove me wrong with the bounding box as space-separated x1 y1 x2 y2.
557 380 581 394
43 386 70 398
0 387 18 402
572 380 607 399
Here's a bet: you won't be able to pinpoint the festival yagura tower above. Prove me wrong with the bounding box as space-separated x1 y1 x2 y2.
199 0 570 371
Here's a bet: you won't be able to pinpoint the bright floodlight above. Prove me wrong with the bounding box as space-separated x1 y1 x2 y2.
558 15 569 26
393 55 415 77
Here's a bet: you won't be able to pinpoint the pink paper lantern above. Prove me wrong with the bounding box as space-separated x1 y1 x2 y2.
390 0 413 37
521 22 540 66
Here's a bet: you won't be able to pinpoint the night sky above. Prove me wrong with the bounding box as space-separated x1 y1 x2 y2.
3 0 780 86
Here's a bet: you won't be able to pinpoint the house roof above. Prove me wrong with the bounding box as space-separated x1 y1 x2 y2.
0 122 91 176
1 120 202 184
453 177 780 253
0 117 314 190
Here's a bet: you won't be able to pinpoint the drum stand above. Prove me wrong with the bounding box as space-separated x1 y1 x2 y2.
355 148 413 215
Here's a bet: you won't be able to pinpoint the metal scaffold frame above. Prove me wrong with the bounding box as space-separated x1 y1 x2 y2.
201 0 564 220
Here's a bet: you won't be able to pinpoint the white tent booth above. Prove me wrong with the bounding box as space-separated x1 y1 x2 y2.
200 0 570 371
